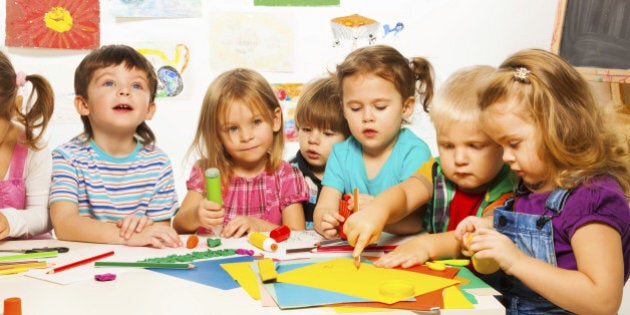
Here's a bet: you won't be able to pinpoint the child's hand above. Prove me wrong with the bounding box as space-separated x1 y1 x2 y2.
466 227 523 275
125 224 182 248
197 199 224 229
346 193 374 212
374 236 430 268
116 213 154 240
318 212 345 239
221 216 259 238
0 214 10 240
344 208 387 259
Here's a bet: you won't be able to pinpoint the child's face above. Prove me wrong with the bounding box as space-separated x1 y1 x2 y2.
297 125 346 174
219 101 281 176
341 73 413 156
481 98 553 192
437 121 504 193
75 64 155 136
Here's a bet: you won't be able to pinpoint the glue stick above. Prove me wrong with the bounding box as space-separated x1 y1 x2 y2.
248 231 278 252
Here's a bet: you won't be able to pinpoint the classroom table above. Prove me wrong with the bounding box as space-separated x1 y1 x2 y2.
0 237 506 315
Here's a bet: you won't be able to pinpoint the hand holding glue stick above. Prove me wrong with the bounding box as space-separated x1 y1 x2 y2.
205 168 224 236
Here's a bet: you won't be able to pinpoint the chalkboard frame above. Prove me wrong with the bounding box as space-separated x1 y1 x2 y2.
551 0 630 83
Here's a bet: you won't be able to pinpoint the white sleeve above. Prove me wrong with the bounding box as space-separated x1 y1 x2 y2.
0 145 52 238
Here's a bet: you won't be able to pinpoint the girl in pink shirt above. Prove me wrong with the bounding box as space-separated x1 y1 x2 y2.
0 51 55 240
173 68 309 238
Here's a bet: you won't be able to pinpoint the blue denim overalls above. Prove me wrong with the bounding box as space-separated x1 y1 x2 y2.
492 185 574 314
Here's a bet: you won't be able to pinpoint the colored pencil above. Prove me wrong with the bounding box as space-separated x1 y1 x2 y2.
0 251 58 262
313 239 348 247
0 261 49 270
94 262 195 269
0 267 28 275
312 245 397 253
46 251 114 274
353 188 359 213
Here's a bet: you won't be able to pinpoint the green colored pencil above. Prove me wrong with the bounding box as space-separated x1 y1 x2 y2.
0 251 58 261
94 261 195 269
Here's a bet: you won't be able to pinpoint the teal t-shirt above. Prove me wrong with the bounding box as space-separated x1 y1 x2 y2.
322 128 431 196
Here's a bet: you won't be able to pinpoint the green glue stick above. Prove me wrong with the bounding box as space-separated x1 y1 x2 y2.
205 168 224 236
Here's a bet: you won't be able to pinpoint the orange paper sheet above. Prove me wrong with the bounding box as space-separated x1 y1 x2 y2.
276 258 459 304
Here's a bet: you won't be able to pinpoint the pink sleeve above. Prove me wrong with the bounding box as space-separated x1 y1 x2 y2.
278 163 310 211
185 164 206 194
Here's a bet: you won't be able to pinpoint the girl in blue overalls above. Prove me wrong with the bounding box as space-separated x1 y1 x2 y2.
455 49 630 315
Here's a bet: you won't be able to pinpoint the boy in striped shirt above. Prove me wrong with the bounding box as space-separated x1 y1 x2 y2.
49 45 181 248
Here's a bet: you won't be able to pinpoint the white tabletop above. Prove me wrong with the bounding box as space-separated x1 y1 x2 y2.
0 237 505 315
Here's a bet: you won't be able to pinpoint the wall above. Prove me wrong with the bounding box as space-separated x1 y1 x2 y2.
0 0 557 197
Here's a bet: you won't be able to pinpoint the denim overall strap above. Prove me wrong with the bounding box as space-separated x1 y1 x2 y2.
493 187 573 315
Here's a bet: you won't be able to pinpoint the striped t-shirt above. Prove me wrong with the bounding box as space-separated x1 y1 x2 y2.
49 135 178 222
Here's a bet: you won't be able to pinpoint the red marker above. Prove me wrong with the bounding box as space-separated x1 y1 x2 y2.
270 225 291 243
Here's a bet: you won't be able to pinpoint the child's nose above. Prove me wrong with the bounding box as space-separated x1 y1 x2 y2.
118 87 130 96
308 132 320 143
454 149 468 165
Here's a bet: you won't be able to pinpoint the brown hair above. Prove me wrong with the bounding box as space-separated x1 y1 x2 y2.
478 48 630 195
294 76 350 138
189 68 285 185
0 51 54 149
74 44 158 145
336 45 434 113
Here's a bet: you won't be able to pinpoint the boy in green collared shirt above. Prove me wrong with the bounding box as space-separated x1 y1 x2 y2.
343 65 517 267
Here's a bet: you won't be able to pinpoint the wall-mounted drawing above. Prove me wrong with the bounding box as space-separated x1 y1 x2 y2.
383 22 404 38
136 43 190 98
331 14 380 49
109 0 202 18
6 0 100 49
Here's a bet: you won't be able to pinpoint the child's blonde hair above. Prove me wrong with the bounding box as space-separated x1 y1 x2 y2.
0 51 54 149
479 48 630 196
336 45 434 114
190 68 284 184
294 76 350 138
429 65 494 133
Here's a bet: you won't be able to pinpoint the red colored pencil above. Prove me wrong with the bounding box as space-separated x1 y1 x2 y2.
46 251 114 274
312 245 397 253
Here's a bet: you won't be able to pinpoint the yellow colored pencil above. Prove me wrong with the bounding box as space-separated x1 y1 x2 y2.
0 261 49 270
0 267 28 275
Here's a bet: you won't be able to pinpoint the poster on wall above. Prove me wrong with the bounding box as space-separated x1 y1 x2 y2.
108 0 202 18
134 42 193 100
272 83 303 143
5 0 100 49
209 12 294 72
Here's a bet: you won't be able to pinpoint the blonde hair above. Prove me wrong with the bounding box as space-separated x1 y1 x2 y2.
479 48 630 196
336 45 434 114
294 76 350 138
189 68 284 184
429 65 494 133
0 51 54 149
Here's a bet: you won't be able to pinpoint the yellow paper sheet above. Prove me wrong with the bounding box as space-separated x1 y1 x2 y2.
443 285 474 309
221 261 260 300
276 258 459 304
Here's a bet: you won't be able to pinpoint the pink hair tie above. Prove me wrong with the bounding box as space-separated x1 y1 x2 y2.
15 71 27 88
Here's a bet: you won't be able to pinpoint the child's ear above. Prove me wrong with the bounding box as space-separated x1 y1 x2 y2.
402 96 415 118
74 96 89 116
272 107 282 132
145 102 157 120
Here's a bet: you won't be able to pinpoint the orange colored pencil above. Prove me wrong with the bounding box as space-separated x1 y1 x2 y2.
353 188 359 213
46 251 114 274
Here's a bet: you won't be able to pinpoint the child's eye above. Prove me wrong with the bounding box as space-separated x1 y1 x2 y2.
439 143 454 150
375 104 388 110
253 118 264 126
300 127 312 133
104 81 114 87
132 83 143 90
323 130 337 137
508 141 519 149
470 143 484 150
227 126 239 133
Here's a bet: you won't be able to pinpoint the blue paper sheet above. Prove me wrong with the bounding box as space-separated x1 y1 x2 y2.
148 256 256 290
